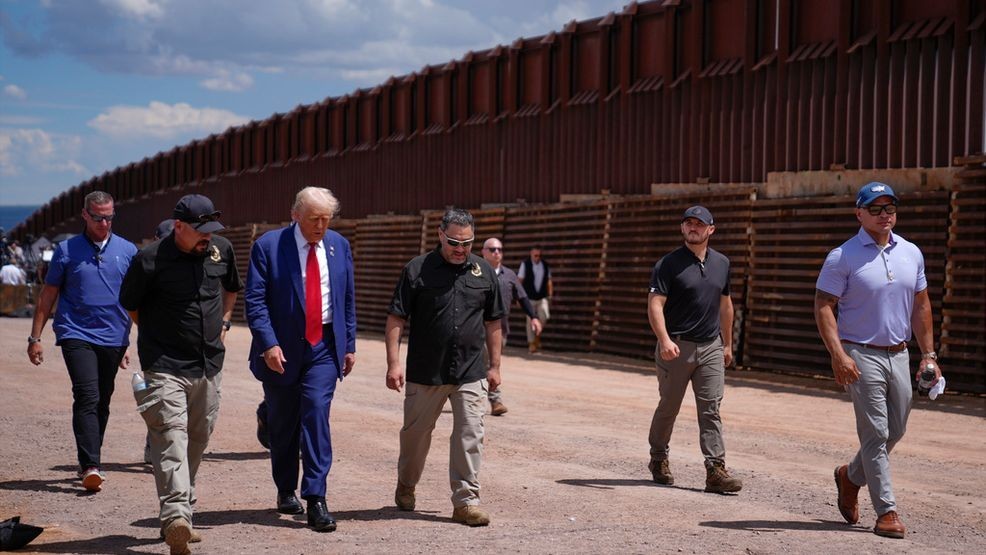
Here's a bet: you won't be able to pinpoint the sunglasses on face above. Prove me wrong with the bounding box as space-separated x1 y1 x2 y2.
865 203 897 216
444 236 474 248
87 211 115 223
484 247 502 253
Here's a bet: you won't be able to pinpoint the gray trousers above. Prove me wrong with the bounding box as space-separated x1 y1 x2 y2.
648 337 726 466
488 335 508 404
398 379 488 508
136 370 222 526
844 344 912 516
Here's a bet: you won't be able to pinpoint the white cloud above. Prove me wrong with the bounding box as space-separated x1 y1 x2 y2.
0 128 88 177
3 84 27 100
200 69 254 92
87 101 250 139
100 0 164 20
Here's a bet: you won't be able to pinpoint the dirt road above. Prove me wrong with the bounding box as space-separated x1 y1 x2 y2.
1 317 983 554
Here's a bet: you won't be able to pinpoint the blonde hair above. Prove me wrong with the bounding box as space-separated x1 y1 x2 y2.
292 187 339 216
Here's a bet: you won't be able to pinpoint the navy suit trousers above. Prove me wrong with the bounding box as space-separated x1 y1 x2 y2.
263 326 339 500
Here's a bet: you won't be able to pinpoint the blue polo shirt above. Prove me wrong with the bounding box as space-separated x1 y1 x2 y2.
816 228 927 346
46 233 137 347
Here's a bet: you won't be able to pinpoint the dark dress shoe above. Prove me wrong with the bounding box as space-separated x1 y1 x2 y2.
277 492 304 515
306 499 337 532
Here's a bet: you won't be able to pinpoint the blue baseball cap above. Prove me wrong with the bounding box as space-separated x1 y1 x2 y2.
856 182 899 208
682 205 714 225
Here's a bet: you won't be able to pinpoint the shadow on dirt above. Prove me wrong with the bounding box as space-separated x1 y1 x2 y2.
699 519 870 533
22 534 160 554
555 478 706 494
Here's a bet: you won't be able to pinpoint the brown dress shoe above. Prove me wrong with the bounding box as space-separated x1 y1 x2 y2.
834 465 860 524
874 511 906 539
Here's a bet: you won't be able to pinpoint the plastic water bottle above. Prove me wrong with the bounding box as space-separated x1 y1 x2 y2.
917 364 935 396
131 371 148 392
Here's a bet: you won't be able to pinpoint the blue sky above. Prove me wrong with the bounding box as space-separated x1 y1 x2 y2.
0 0 626 208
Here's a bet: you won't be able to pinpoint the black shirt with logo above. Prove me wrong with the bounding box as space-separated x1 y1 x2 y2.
648 246 730 341
119 234 243 376
388 247 505 385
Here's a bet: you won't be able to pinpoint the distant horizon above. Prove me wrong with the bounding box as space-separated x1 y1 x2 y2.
0 205 42 232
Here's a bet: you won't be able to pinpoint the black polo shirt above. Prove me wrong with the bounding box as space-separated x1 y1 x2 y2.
648 246 730 341
119 234 243 377
388 247 505 385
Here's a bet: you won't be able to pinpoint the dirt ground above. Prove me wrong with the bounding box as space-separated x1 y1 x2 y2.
1 316 984 554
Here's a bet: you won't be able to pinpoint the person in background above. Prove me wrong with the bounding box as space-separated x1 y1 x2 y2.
480 237 541 415
26 191 137 492
517 245 552 353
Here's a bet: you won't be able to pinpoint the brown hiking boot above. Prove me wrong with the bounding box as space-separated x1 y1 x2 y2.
163 517 192 555
490 401 508 416
452 505 491 526
648 459 674 485
160 528 202 543
834 465 860 524
395 482 415 511
705 462 742 493
874 511 906 539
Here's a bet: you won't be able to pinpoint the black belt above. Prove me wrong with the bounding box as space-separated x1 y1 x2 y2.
841 340 907 353
671 334 718 344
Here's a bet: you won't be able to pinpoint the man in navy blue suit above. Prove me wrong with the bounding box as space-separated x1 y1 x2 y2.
245 187 357 532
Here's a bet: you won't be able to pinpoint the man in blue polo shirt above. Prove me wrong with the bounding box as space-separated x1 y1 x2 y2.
646 205 742 494
814 182 941 539
27 191 137 492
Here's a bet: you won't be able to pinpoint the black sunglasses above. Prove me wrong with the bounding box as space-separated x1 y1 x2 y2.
183 211 222 224
86 211 115 223
865 203 897 216
484 246 502 253
445 236 474 248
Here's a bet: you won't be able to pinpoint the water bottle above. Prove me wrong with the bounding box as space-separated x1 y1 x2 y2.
131 371 148 392
917 364 935 396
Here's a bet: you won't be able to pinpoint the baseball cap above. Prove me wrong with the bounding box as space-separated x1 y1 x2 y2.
154 219 174 239
173 194 225 233
682 205 714 225
855 182 898 207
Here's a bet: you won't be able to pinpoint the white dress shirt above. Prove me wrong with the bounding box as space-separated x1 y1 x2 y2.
294 224 331 324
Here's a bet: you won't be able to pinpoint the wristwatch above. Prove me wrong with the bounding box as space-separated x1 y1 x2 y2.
222 320 232 331
28 336 41 344
921 351 938 361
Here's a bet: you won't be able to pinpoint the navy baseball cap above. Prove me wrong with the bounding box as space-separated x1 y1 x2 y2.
154 219 174 239
855 182 899 207
173 194 225 233
682 205 714 225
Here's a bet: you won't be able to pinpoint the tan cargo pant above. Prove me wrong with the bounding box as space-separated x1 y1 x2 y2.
398 379 487 508
135 370 222 526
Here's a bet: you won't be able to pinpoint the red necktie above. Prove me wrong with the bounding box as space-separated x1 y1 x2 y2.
305 242 322 346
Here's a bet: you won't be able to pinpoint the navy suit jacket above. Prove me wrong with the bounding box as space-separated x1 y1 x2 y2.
245 224 356 385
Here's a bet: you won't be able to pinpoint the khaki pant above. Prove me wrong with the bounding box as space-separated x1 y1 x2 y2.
398 379 487 508
135 370 222 526
525 298 550 344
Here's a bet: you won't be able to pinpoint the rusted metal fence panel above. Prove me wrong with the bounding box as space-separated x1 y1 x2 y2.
744 191 950 377
499 202 609 351
942 155 986 393
353 215 422 333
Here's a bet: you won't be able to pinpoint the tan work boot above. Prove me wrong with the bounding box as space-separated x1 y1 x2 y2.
163 517 193 555
490 401 508 416
395 482 415 511
874 511 906 539
648 459 674 485
705 462 742 493
160 527 201 543
452 505 491 527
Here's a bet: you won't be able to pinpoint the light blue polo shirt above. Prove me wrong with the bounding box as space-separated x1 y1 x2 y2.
46 233 137 347
816 228 927 346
